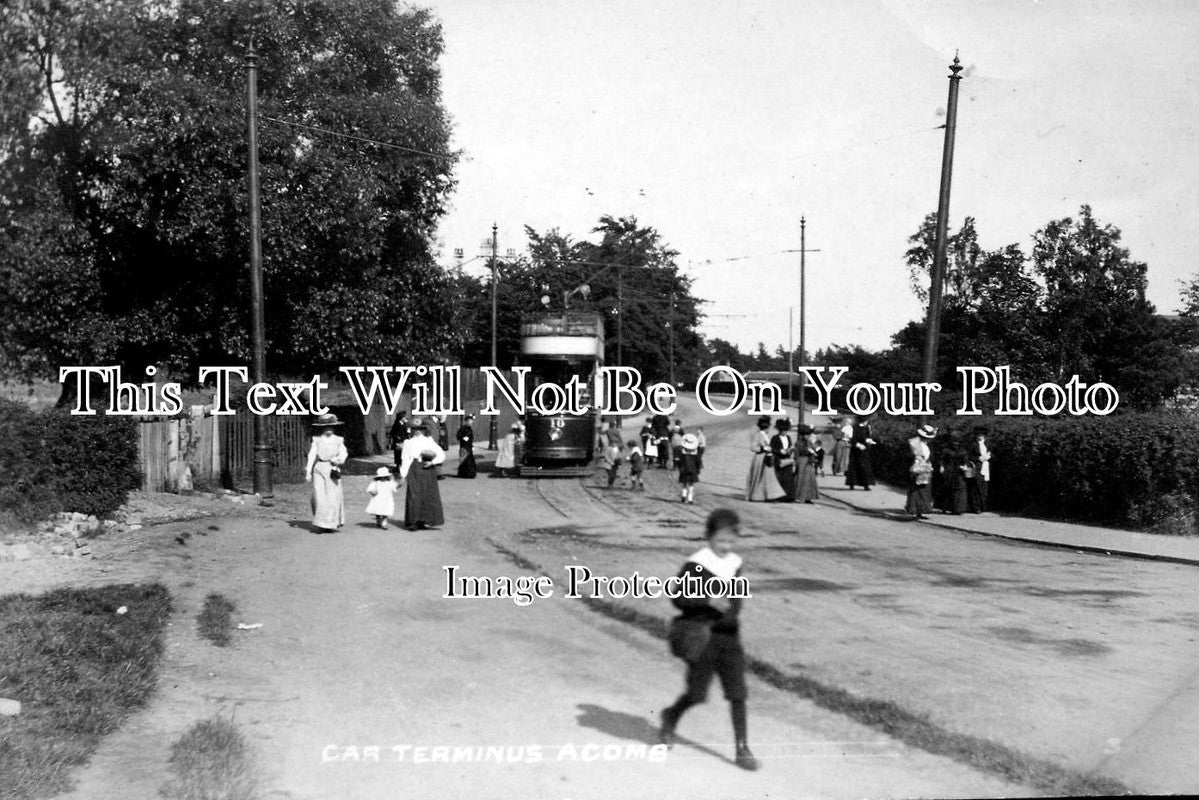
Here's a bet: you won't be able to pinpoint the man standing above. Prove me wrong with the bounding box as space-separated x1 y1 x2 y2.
388 410 410 469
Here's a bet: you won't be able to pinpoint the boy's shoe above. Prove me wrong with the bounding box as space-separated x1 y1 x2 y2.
658 709 679 749
734 745 760 771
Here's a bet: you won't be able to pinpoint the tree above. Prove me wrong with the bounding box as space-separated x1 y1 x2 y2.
1 0 461 385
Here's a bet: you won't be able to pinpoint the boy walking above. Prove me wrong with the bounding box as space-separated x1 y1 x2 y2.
660 508 759 771
677 433 701 503
627 440 645 491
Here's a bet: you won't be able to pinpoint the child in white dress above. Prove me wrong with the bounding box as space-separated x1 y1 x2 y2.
365 467 398 529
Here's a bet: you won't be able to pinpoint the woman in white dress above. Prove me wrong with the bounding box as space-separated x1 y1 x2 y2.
746 416 786 502
305 413 348 532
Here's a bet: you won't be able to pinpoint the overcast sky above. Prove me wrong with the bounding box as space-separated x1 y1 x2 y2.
428 0 1199 354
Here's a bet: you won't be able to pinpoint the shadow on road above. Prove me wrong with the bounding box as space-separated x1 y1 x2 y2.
573 703 735 766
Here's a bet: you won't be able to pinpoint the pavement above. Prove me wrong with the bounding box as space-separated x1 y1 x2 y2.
816 472 1199 565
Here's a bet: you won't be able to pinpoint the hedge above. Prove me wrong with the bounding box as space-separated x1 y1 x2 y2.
0 399 141 522
868 411 1199 533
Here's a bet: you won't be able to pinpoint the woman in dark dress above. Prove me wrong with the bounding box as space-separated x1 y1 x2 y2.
905 424 937 519
844 415 876 490
936 432 969 515
770 418 797 502
400 420 446 530
455 414 477 479
794 424 820 504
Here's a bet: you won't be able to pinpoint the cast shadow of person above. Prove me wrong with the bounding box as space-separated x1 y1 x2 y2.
574 703 734 766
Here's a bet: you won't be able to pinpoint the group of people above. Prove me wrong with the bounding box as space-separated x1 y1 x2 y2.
601 417 705 502
745 416 823 503
307 412 446 533
904 424 993 519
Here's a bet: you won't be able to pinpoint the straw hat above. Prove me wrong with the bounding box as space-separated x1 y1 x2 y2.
682 433 699 451
312 413 342 427
917 424 938 439
374 467 392 478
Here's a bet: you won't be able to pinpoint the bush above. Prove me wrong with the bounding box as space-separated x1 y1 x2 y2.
0 399 141 521
869 411 1199 533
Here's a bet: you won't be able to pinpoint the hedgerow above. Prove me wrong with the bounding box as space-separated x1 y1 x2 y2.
0 399 141 521
868 412 1199 533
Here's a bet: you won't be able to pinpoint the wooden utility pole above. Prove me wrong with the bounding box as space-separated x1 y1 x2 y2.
489 223 498 450
245 41 272 496
789 217 819 427
921 53 964 386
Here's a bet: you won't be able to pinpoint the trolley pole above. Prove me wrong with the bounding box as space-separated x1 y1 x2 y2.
489 223 498 450
788 306 794 405
245 41 273 497
798 216 807 427
921 53 964 387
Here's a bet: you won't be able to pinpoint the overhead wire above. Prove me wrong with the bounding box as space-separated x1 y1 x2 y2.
259 114 456 161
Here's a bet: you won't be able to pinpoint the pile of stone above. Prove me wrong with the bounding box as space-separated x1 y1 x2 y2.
33 512 125 559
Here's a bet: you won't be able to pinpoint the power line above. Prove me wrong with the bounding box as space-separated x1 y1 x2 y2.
260 115 455 161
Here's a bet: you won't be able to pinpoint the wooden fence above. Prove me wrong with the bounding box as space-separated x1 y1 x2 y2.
138 405 221 492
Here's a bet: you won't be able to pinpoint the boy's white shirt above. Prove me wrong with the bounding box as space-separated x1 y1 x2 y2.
687 545 742 579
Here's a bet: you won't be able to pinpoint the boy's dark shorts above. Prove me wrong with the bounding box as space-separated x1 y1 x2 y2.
683 631 747 702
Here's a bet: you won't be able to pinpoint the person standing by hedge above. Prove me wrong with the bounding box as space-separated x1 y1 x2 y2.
659 508 759 771
455 414 477 479
305 413 348 533
936 432 969 515
905 425 937 519
844 414 876 491
966 425 992 513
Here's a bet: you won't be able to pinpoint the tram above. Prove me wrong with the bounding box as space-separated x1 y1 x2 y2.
517 311 604 476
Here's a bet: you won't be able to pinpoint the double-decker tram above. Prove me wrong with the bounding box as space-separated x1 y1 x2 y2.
518 312 604 476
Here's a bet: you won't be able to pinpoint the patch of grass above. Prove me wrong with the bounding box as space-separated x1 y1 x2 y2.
159 716 259 800
197 594 236 647
0 583 172 800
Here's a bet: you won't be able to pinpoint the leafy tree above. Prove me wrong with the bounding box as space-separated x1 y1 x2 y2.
1 0 460 386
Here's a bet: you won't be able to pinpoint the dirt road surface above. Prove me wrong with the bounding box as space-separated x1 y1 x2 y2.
5 397 1197 798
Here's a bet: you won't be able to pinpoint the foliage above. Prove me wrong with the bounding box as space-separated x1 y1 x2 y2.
0 399 140 520
0 582 172 800
460 216 704 383
161 716 260 800
869 411 1199 533
1 0 460 385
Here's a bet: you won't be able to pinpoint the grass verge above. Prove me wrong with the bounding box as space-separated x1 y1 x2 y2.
0 583 172 800
487 537 1132 797
197 594 236 647
159 716 259 800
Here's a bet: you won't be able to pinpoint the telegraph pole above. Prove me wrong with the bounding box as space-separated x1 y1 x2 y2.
788 217 819 427
921 53 964 386
245 41 272 497
489 223 498 450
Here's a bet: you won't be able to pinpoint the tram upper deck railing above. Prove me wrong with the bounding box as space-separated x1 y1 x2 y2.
520 312 605 339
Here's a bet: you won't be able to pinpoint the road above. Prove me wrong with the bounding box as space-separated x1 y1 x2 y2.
40 397 1199 799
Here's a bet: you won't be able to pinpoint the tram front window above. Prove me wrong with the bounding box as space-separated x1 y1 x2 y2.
527 358 595 409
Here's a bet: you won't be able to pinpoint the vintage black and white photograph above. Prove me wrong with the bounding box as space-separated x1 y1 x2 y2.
2 1 1198 799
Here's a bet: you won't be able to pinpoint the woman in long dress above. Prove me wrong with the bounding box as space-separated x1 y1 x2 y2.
494 423 519 477
305 413 348 532
844 415 876 490
794 424 820 503
832 417 852 475
769 418 797 502
400 419 446 530
936 432 969 515
746 416 786 501
905 425 936 519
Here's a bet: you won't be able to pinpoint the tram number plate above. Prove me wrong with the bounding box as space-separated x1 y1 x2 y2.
549 418 566 429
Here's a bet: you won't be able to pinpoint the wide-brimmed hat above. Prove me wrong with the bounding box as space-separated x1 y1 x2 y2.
409 416 426 428
775 418 792 431
312 413 342 427
757 415 772 429
917 424 938 439
374 467 392 478
682 433 699 451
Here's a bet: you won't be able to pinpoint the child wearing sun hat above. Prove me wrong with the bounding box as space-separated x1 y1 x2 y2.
365 467 398 529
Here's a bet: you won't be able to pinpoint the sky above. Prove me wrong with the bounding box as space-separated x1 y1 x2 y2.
426 0 1199 354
